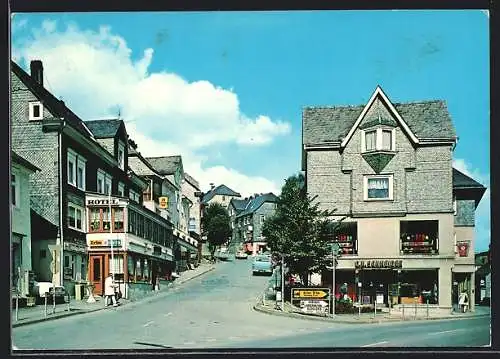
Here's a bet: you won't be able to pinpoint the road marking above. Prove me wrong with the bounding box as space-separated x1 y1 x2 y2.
183 341 195 345
164 312 172 317
428 329 464 336
205 338 217 342
361 341 389 347
229 336 240 340
143 321 154 327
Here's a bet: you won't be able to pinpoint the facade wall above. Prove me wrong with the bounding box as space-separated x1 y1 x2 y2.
455 199 475 226
252 202 277 242
182 180 201 235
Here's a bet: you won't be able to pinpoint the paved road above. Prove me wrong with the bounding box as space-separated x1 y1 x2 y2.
12 259 490 350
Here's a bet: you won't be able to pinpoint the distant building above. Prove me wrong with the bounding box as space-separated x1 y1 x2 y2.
201 184 241 209
474 248 491 304
233 193 279 256
11 151 40 297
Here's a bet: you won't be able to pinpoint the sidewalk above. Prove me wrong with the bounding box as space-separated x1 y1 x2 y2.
12 263 215 328
253 300 491 324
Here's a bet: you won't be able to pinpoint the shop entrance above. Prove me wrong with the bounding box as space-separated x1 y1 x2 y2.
90 255 104 295
452 272 471 312
359 269 395 306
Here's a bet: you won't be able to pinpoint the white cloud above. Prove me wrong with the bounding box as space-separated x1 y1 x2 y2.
13 21 288 195
453 158 490 252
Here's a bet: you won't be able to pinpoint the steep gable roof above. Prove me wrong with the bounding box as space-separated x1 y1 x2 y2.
184 172 200 190
84 119 123 139
202 184 241 204
146 156 182 176
11 60 95 140
12 151 40 172
236 193 278 218
303 86 457 147
452 168 486 189
230 198 250 212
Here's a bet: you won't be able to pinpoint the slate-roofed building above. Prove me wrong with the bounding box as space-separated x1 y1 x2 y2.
233 193 278 256
201 184 241 208
302 85 486 313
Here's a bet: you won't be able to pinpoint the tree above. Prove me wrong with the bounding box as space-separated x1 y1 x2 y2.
202 202 232 259
262 173 344 285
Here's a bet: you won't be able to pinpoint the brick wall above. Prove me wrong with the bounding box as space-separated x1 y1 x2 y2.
454 200 475 226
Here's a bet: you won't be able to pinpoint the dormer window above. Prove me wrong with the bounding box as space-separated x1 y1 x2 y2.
361 127 396 152
29 101 43 121
118 141 125 170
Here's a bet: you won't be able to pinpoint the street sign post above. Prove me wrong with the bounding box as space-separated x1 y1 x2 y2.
292 287 331 316
331 242 340 317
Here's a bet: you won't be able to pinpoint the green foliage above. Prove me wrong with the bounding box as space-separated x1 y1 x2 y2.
262 173 344 285
202 203 232 256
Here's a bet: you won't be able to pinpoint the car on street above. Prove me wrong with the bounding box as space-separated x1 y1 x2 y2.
252 254 273 275
31 281 67 303
235 251 248 259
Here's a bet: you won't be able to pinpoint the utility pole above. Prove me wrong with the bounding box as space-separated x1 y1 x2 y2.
331 242 340 317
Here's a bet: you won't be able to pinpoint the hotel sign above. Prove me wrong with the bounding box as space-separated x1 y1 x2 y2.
355 260 403 269
86 198 120 206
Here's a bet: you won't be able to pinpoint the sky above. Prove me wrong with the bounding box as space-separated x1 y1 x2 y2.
10 10 490 252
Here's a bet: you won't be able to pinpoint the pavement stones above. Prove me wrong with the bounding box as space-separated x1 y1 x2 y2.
12 264 215 328
253 301 491 324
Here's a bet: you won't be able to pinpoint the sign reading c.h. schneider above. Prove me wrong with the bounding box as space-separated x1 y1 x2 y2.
355 259 402 269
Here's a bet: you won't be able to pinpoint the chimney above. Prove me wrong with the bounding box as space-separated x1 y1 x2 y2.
210 183 215 190
30 60 44 86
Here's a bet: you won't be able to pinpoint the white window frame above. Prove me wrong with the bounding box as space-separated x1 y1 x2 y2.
29 101 43 121
363 174 394 201
361 127 396 152
68 149 86 190
453 196 457 215
118 182 125 197
260 214 266 224
67 203 85 232
11 171 20 208
97 169 112 195
118 141 125 171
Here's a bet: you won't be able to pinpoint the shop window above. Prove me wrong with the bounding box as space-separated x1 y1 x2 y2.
113 208 124 231
68 204 85 231
400 220 439 255
64 255 75 280
81 259 87 280
109 256 124 280
128 255 135 282
136 258 143 281
327 221 358 255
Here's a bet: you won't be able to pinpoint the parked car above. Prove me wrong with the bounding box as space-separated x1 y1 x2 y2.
252 255 273 276
31 281 67 303
235 251 248 259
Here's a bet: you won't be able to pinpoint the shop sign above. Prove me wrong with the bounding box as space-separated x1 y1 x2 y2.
292 288 330 300
86 198 120 206
159 197 169 209
354 260 402 269
89 239 122 247
457 242 469 257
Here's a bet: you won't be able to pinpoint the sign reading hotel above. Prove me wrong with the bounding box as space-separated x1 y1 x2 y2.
86 197 125 206
354 259 403 269
159 197 169 209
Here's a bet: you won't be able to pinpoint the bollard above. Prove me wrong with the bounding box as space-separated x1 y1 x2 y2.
414 298 417 320
67 293 70 312
52 290 56 314
374 300 377 319
44 294 48 318
426 298 429 320
402 304 405 320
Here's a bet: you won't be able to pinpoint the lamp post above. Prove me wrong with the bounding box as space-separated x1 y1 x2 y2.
281 254 285 311
331 242 340 317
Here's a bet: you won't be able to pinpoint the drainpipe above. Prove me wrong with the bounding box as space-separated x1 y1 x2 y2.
58 119 66 287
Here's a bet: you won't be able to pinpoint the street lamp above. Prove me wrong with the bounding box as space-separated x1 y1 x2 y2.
331 242 340 317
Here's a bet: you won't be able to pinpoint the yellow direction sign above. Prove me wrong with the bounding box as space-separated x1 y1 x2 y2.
292 288 330 299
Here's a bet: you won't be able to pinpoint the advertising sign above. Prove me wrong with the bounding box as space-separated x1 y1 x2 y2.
159 197 169 209
292 288 330 300
89 239 122 248
457 242 469 257
299 300 329 315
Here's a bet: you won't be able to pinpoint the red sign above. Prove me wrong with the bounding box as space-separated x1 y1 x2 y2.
457 242 469 257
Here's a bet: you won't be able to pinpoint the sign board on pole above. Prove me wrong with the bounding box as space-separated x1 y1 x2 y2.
291 287 330 317
292 288 330 300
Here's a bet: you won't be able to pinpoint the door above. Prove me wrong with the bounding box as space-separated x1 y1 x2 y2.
90 255 104 295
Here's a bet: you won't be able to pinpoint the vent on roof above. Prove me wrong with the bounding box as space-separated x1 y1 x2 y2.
30 60 43 87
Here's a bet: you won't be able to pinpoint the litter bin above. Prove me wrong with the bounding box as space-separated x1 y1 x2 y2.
75 284 83 301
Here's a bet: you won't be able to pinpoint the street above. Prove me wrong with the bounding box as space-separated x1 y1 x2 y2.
12 259 490 350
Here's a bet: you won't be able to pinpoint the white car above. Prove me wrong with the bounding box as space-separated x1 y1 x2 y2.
235 251 248 259
31 281 66 302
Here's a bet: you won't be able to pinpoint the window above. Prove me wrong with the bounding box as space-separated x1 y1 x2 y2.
260 215 266 224
128 209 136 234
90 208 100 232
113 208 124 231
11 173 19 207
118 182 125 197
361 128 396 152
400 220 439 255
68 149 86 190
365 130 376 151
129 189 140 203
97 169 112 195
68 204 84 231
222 196 226 201
103 208 110 231
29 102 43 121
364 175 393 200
118 142 125 170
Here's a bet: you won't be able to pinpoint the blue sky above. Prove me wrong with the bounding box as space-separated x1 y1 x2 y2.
11 10 490 251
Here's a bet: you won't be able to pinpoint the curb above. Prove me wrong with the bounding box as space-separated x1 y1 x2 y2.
253 304 490 324
12 266 216 328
